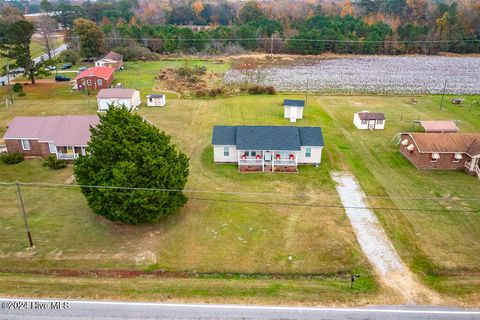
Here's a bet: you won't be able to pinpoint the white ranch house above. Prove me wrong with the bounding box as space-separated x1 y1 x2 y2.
96 88 141 111
212 125 324 173
146 94 166 107
353 111 385 130
283 99 305 123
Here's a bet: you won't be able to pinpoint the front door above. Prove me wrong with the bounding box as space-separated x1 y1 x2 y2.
368 120 375 130
264 151 272 162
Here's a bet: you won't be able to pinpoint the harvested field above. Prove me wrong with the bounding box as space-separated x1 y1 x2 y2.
224 56 480 94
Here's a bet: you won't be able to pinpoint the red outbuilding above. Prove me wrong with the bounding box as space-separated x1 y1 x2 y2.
76 66 115 91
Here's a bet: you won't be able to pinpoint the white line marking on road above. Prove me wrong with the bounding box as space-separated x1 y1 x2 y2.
2 298 480 315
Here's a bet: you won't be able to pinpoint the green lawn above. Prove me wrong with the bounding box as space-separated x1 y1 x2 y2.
0 95 370 280
1 58 480 304
0 272 380 306
315 95 480 302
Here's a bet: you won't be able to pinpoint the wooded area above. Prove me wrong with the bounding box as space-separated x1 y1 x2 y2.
1 0 479 58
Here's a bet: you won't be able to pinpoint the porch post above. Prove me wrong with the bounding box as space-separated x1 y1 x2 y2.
262 150 264 172
295 151 298 166
272 150 275 171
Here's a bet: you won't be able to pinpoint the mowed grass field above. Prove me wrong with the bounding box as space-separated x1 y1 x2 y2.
0 89 370 282
0 58 479 303
314 95 480 301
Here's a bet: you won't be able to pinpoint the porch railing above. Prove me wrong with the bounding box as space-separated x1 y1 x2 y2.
465 161 472 170
57 152 79 160
274 159 297 166
239 159 263 165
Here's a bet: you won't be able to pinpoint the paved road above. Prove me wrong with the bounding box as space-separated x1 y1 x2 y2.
1 298 480 320
0 44 68 85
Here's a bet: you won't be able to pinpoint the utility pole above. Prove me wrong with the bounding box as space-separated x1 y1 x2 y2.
15 181 34 248
83 79 90 107
270 34 274 56
6 61 13 104
439 79 447 111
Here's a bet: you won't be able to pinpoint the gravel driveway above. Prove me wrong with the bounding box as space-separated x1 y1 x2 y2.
331 172 441 304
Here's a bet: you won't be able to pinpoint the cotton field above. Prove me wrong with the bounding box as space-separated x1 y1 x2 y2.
223 56 480 94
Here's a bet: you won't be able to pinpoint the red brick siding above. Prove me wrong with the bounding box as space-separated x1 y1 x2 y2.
5 139 50 157
77 75 114 91
399 134 470 170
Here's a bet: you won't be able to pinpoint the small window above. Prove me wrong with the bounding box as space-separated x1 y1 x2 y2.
223 147 229 157
251 151 256 157
48 142 56 153
376 120 383 125
453 153 462 163
97 79 102 85
306 147 312 157
86 79 92 86
21 139 30 151
431 153 440 163
244 151 249 157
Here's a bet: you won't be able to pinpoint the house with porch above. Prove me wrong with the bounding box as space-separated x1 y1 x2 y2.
399 132 480 179
212 125 324 172
353 111 385 130
3 115 99 160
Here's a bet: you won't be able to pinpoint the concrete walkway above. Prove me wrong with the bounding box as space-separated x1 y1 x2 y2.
331 172 441 304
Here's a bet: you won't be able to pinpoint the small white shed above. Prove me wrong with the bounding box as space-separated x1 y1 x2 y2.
96 88 141 111
283 99 305 123
353 110 385 130
146 94 166 107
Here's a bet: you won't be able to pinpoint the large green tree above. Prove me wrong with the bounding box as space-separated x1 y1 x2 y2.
73 18 106 59
238 1 265 25
0 20 42 84
74 108 189 225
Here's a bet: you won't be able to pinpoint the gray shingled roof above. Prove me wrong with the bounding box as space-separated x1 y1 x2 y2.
298 127 324 146
237 126 301 150
284 99 305 107
357 112 385 120
212 126 237 145
212 125 324 150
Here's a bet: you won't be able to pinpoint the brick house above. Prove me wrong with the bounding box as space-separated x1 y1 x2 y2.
3 115 99 160
76 66 115 91
399 133 480 178
94 51 124 70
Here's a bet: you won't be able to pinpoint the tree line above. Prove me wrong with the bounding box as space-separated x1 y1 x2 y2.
1 0 480 70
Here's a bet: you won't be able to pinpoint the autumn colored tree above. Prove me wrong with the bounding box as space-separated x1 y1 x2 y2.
73 18 106 59
192 1 204 17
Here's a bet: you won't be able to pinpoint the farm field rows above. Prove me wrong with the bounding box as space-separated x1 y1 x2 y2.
224 56 480 94
0 57 479 305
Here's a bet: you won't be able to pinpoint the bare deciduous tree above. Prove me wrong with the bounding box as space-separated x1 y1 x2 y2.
37 14 57 61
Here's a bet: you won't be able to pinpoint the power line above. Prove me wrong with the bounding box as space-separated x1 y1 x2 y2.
0 181 478 201
189 197 479 213
67 36 480 43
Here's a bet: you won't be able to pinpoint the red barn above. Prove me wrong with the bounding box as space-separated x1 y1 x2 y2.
76 66 115 91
